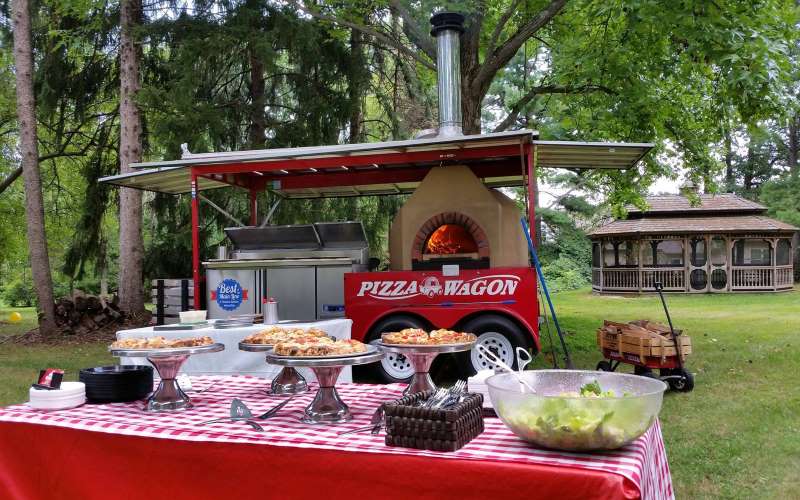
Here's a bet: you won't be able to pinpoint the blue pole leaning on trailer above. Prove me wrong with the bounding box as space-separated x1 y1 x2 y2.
521 217 574 369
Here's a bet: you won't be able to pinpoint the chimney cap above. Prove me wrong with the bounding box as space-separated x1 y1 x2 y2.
430 12 465 36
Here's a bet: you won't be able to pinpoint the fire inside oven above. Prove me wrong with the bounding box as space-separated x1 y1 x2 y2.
413 217 490 271
424 224 478 255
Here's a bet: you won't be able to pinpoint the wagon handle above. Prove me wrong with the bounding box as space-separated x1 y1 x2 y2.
653 281 684 370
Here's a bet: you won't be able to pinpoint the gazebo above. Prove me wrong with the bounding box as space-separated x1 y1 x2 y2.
589 193 797 293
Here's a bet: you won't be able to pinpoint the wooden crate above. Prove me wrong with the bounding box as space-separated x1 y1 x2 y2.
597 330 692 357
597 319 692 363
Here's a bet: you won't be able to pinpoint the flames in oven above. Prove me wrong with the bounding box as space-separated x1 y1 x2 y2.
424 224 478 255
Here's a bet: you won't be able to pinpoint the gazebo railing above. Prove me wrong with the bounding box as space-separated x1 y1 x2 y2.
591 267 685 292
593 265 794 292
730 267 773 290
775 266 794 288
640 268 685 290
597 268 639 291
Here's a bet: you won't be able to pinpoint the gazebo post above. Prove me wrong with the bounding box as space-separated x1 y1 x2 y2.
599 239 604 291
726 236 733 291
190 169 201 310
683 236 689 292
772 237 778 291
638 239 643 293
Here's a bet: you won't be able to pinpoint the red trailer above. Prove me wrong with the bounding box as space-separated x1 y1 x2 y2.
100 13 652 382
101 132 650 381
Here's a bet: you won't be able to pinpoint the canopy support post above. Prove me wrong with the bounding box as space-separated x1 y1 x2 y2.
249 189 258 225
191 170 201 310
526 144 536 247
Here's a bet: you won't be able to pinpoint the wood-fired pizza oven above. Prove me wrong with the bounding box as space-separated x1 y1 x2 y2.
389 165 529 271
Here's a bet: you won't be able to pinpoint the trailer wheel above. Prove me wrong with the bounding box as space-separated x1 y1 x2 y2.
457 315 533 376
361 314 430 383
668 368 694 392
596 360 612 372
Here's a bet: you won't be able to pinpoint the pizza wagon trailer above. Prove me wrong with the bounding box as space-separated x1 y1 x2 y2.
100 12 652 382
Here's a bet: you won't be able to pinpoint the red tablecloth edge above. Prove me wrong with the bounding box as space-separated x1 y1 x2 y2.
0 421 639 500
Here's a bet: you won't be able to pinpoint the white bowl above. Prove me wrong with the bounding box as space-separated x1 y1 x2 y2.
179 310 207 324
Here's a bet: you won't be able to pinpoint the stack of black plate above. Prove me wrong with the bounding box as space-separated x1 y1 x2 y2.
79 365 154 403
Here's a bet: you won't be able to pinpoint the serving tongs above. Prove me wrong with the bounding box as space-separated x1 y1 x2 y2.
198 397 295 430
476 344 536 393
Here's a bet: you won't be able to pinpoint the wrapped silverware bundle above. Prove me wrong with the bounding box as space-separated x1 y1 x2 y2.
416 380 467 409
384 383 484 452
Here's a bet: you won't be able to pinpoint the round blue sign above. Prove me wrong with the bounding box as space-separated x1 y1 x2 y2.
216 278 243 311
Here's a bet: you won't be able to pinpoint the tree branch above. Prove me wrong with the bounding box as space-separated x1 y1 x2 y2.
292 2 435 71
0 167 22 195
474 0 568 93
493 83 615 132
486 0 525 56
387 0 436 60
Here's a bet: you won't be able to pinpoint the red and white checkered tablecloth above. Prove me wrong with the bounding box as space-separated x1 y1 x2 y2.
0 376 673 500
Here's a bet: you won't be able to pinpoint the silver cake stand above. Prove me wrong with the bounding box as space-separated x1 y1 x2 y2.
265 347 384 424
375 341 475 395
239 342 309 395
110 343 225 412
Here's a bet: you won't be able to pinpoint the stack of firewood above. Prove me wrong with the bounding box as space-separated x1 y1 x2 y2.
54 295 125 335
597 320 692 361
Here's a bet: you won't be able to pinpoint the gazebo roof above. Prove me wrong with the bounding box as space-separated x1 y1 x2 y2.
590 215 798 237
626 193 765 216
590 193 798 237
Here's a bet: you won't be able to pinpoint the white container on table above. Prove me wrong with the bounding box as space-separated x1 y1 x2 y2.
28 381 86 410
115 318 354 382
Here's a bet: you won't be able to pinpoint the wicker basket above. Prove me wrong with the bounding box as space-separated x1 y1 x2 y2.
384 391 484 452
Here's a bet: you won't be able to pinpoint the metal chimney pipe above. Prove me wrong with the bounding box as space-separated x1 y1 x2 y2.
430 12 465 137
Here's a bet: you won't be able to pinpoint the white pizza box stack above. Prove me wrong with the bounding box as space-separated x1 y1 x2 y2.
28 381 86 410
467 369 496 409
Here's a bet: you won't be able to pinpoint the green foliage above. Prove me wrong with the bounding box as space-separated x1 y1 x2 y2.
760 175 800 227
541 256 589 292
1 279 37 308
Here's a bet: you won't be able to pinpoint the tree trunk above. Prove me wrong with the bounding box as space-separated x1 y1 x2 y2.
11 0 58 336
724 131 734 191
348 28 365 143
460 16 483 135
788 114 798 179
247 44 266 149
118 0 145 315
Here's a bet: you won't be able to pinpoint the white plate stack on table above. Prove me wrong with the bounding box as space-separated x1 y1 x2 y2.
28 382 86 411
115 317 354 383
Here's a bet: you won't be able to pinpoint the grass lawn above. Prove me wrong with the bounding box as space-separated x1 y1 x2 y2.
1 291 799 498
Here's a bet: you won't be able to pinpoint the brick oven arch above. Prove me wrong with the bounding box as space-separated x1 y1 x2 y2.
411 212 490 262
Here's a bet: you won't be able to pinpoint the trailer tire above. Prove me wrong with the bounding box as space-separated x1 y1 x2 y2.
457 315 533 377
360 314 431 384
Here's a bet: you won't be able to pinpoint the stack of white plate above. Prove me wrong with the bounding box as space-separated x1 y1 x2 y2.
467 369 496 409
28 381 86 410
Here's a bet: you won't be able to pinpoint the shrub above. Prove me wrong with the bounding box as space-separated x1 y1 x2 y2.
541 256 589 292
2 279 36 307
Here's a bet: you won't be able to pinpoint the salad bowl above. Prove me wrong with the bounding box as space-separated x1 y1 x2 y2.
487 370 667 451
